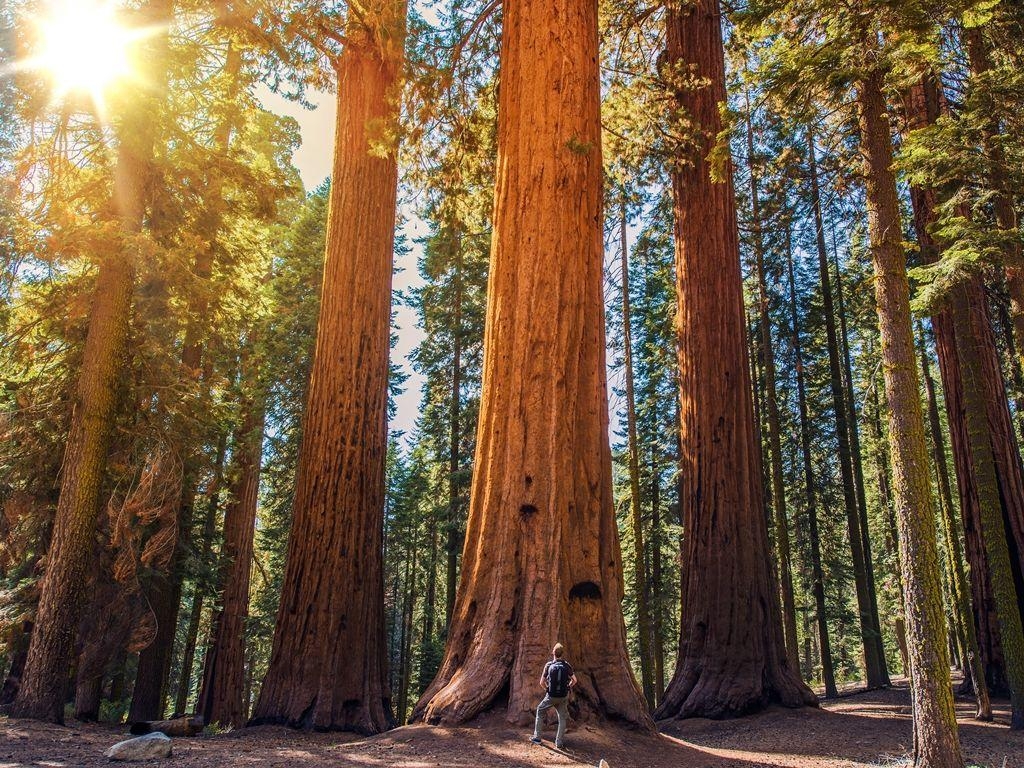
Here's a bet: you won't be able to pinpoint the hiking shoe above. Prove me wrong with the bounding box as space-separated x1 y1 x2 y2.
555 742 565 750
530 737 542 744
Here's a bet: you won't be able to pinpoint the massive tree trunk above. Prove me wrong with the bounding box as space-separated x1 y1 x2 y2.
412 0 650 728
905 72 1024 699
655 0 815 719
249 3 405 734
8 1 169 724
807 129 888 688
198 380 265 728
856 67 962 767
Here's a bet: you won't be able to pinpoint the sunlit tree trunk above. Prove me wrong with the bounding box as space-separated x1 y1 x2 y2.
918 336 992 720
9 0 169 724
656 0 814 719
413 0 650 727
250 3 406 733
856 67 962 767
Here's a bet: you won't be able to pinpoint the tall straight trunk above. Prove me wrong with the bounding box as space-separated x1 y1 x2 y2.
396 517 418 724
250 3 406 734
445 238 463 630
651 453 665 703
413 0 650 727
198 381 266 729
950 289 1024 729
746 104 799 671
856 67 962 767
905 72 1024 698
869 383 901 569
9 1 169 723
919 336 992 720
656 0 814 719
786 237 838 699
174 432 227 717
620 197 655 708
807 129 888 688
130 42 243 723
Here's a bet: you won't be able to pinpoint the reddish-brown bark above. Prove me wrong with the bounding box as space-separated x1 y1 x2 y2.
198 383 265 728
249 3 405 734
655 0 815 719
905 76 1024 699
412 0 650 728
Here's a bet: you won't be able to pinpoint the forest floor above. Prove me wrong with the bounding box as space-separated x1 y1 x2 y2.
0 682 1019 768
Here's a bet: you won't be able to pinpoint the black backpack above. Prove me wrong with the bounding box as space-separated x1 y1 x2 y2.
547 660 570 698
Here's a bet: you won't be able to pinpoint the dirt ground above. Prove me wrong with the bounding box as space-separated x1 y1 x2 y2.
0 683 1020 768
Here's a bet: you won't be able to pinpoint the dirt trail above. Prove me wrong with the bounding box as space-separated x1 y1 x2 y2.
0 683 1019 767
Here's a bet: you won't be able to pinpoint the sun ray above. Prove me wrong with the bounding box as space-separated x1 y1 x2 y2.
6 1 165 121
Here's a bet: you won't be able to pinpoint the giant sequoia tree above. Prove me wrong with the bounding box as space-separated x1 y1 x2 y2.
249 1 406 734
655 0 815 719
412 0 650 727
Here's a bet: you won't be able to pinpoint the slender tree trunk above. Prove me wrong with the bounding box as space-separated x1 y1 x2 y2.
786 236 838 699
198 380 266 729
131 42 243 723
620 197 655 708
919 336 992 720
807 129 889 688
250 3 406 733
746 104 800 671
413 0 650 727
9 1 168 723
856 67 962 767
651 453 665 703
656 0 814 719
445 239 463 630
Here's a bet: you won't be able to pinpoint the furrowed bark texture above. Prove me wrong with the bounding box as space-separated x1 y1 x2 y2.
906 75 1024 699
198 386 265 728
413 0 651 728
857 69 962 768
249 4 405 734
656 0 815 719
9 1 168 724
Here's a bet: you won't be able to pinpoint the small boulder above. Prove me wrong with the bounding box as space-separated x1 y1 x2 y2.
104 732 172 761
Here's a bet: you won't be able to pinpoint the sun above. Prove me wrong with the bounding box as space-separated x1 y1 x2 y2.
13 1 154 115
36 2 133 97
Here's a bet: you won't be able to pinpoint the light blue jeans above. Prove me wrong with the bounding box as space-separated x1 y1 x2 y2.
533 693 568 745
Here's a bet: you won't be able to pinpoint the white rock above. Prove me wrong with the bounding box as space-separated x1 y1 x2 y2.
104 732 172 761
598 760 611 768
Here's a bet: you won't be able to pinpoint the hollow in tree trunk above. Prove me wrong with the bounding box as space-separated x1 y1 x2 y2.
412 0 650 728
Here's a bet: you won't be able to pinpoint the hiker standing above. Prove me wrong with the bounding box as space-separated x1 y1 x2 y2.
530 643 577 749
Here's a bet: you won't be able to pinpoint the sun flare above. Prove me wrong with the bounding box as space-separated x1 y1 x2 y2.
15 1 157 115
37 3 133 95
